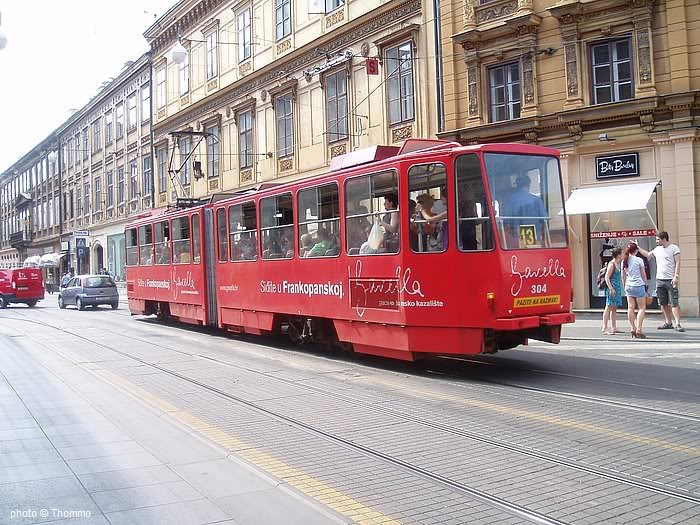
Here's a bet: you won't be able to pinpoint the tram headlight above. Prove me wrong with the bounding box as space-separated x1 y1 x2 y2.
486 292 496 311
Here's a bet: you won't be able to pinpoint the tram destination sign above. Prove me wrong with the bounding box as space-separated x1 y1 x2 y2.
595 152 639 180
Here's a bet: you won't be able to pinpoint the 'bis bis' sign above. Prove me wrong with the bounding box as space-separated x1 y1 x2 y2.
595 152 639 180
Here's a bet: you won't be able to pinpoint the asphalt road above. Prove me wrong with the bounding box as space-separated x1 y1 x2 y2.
2 299 699 525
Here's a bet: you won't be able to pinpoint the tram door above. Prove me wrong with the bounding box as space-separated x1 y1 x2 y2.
203 209 219 326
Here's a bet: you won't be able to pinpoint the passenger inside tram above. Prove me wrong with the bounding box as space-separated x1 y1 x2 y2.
305 226 336 257
378 193 399 254
346 205 372 252
299 233 314 257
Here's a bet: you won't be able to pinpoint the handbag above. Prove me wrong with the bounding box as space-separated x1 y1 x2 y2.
596 265 608 290
367 222 385 250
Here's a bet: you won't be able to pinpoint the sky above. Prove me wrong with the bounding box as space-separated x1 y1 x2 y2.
0 0 177 173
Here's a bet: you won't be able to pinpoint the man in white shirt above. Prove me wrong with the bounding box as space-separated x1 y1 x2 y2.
638 231 683 332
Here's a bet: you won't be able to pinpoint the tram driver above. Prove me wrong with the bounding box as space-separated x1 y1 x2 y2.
504 174 547 249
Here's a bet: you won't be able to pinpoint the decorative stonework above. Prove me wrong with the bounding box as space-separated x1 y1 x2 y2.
361 42 371 57
279 158 294 172
153 0 421 135
639 113 654 132
159 192 167 204
157 109 167 119
330 143 347 157
521 53 534 105
467 60 480 117
635 26 652 84
567 123 583 142
239 62 252 76
564 41 579 96
148 0 227 55
260 89 268 102
209 178 219 190
326 9 345 29
180 94 190 105
391 125 412 143
476 0 517 24
276 39 292 55
463 0 476 29
240 169 254 183
524 130 538 144
207 79 218 91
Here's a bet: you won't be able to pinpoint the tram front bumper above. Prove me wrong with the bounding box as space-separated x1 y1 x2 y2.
490 312 576 331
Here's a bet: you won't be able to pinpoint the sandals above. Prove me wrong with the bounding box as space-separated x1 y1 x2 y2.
633 330 647 339
658 322 673 330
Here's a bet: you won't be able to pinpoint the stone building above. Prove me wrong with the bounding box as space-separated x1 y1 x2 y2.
439 0 700 314
0 136 61 282
54 54 153 281
0 56 153 283
144 0 439 205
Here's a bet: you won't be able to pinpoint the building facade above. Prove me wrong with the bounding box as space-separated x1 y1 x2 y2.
144 0 439 205
439 0 700 314
55 55 154 282
0 136 61 286
0 56 154 283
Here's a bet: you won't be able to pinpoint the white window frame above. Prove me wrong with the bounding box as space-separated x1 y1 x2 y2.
489 62 521 122
205 31 218 79
237 10 251 63
157 68 166 109
386 42 415 125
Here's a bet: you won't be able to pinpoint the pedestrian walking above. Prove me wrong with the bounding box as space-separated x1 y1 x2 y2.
60 271 71 288
602 248 623 335
637 231 684 332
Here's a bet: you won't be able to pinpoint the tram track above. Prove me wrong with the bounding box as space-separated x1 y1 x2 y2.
4 308 700 513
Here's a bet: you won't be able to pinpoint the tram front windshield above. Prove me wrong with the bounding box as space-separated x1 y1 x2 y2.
484 153 567 250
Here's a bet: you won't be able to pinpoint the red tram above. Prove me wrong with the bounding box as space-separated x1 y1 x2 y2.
126 140 574 361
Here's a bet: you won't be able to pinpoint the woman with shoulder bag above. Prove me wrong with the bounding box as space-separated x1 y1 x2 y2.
622 242 648 339
602 248 623 335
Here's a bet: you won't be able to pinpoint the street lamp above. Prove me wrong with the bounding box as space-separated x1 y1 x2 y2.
170 40 187 65
0 12 7 50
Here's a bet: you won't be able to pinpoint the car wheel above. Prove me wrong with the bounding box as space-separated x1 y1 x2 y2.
26 300 37 308
111 302 119 310
0 295 7 309
58 295 66 309
76 297 85 311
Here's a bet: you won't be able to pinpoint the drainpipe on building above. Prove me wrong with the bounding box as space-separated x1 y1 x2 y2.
148 52 155 208
433 0 445 133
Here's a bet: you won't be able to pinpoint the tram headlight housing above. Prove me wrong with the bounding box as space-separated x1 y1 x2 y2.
486 292 496 311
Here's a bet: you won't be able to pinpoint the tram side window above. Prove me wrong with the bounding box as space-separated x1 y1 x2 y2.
229 201 258 262
172 217 192 264
345 170 399 255
216 208 228 262
455 154 494 251
407 163 448 253
191 213 201 263
298 184 340 258
126 228 139 266
261 193 293 259
138 224 153 265
154 221 171 264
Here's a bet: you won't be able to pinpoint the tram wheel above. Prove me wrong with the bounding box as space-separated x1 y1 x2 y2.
287 318 304 344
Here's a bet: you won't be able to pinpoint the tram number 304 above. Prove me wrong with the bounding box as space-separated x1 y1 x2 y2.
531 284 547 294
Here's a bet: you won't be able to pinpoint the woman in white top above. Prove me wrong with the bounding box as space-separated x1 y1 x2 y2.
622 242 648 338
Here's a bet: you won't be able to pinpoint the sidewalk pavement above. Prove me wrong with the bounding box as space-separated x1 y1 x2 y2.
564 310 700 342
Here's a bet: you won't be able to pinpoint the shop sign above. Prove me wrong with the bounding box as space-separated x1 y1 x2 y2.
60 241 69 252
595 153 639 179
590 229 656 239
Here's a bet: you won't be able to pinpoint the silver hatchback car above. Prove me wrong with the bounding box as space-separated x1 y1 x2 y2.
58 275 119 310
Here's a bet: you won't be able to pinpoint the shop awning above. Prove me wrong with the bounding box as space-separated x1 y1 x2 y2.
23 255 41 267
39 253 66 268
564 181 658 215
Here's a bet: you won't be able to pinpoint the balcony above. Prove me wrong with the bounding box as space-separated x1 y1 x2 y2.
9 230 31 248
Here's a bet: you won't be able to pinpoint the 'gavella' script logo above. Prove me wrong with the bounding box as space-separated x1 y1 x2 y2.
510 256 566 297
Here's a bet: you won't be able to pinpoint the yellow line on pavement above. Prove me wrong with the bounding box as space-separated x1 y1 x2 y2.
85 366 401 525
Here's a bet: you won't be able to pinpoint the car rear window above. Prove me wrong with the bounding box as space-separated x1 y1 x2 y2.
84 276 116 288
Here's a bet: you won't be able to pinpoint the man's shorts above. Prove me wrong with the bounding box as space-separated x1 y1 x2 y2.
656 279 679 307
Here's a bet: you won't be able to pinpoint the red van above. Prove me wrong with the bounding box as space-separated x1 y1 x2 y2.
0 268 45 308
